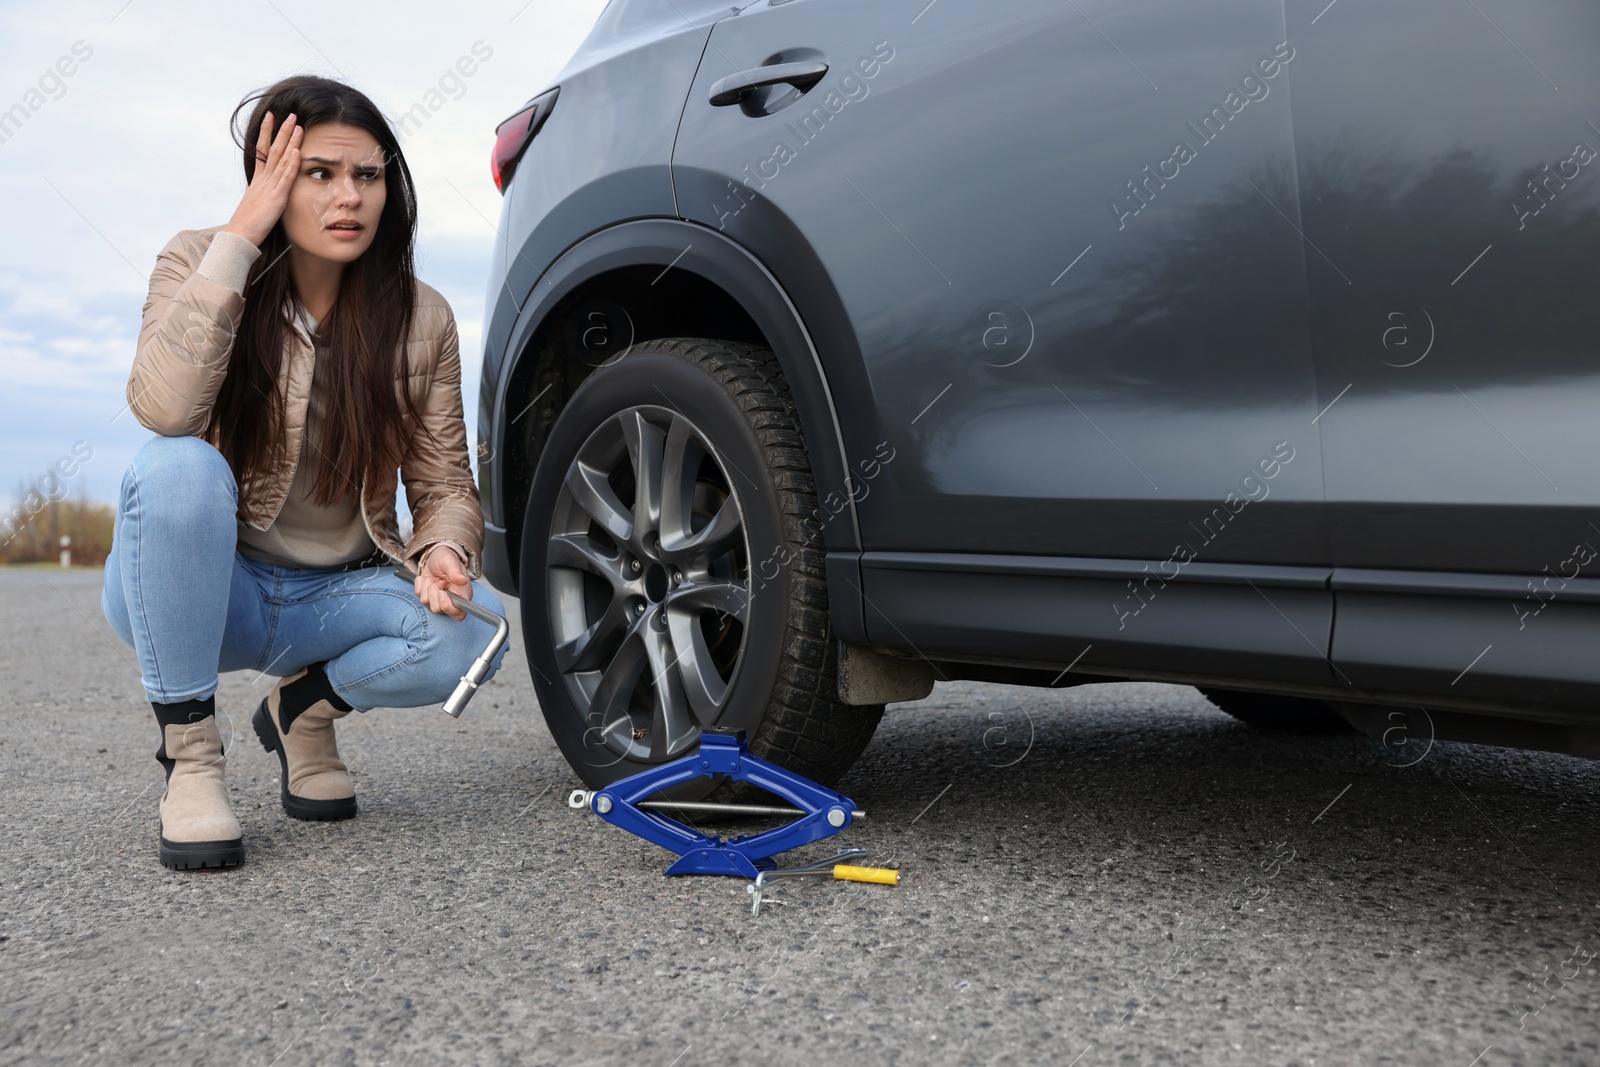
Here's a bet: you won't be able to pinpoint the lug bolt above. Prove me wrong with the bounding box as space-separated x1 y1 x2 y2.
672 570 683 586
630 559 642 574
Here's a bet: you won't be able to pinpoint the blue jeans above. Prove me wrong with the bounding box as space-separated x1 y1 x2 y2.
101 435 510 710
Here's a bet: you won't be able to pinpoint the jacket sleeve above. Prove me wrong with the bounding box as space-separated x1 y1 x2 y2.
401 307 486 581
127 229 261 437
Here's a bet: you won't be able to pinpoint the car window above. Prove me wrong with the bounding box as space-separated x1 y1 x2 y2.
584 0 741 44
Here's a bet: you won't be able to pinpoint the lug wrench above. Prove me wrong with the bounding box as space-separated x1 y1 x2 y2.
392 566 509 718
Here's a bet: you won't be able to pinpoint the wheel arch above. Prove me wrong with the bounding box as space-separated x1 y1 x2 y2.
487 219 864 619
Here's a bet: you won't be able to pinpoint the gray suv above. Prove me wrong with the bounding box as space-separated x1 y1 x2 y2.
476 0 1600 788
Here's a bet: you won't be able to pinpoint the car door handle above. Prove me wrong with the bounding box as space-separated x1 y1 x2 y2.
708 60 829 106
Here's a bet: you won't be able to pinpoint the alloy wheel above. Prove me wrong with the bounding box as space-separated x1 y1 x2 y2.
545 405 750 763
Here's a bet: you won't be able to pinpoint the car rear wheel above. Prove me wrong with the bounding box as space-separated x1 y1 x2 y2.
1198 687 1352 734
520 338 883 793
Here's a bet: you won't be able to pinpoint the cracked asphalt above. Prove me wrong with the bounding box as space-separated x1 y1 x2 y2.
2 566 1598 1066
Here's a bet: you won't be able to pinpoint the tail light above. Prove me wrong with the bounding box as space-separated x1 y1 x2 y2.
491 87 559 194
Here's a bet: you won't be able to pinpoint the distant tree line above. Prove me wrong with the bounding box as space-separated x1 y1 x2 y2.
0 480 114 565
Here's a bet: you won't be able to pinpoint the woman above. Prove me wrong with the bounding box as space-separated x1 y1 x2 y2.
101 75 509 871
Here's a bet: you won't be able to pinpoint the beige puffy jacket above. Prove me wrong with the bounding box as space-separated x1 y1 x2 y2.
126 225 485 580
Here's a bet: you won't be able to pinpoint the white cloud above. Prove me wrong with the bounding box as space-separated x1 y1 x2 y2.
0 0 609 503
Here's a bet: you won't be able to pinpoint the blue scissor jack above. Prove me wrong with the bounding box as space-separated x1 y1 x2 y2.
567 729 862 878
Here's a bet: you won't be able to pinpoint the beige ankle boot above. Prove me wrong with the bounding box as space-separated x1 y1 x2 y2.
155 712 244 869
252 663 358 821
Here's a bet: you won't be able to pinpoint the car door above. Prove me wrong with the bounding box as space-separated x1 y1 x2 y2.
672 0 1336 683
1287 0 1600 708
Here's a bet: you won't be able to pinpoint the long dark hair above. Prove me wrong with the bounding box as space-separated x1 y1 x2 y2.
212 75 425 509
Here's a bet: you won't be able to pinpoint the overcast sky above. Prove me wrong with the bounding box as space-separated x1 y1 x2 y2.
0 0 609 516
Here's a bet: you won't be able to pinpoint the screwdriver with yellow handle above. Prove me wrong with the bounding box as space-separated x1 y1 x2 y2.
747 847 899 915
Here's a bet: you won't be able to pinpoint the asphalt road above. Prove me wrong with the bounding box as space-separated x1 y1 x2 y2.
2 566 1598 1066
